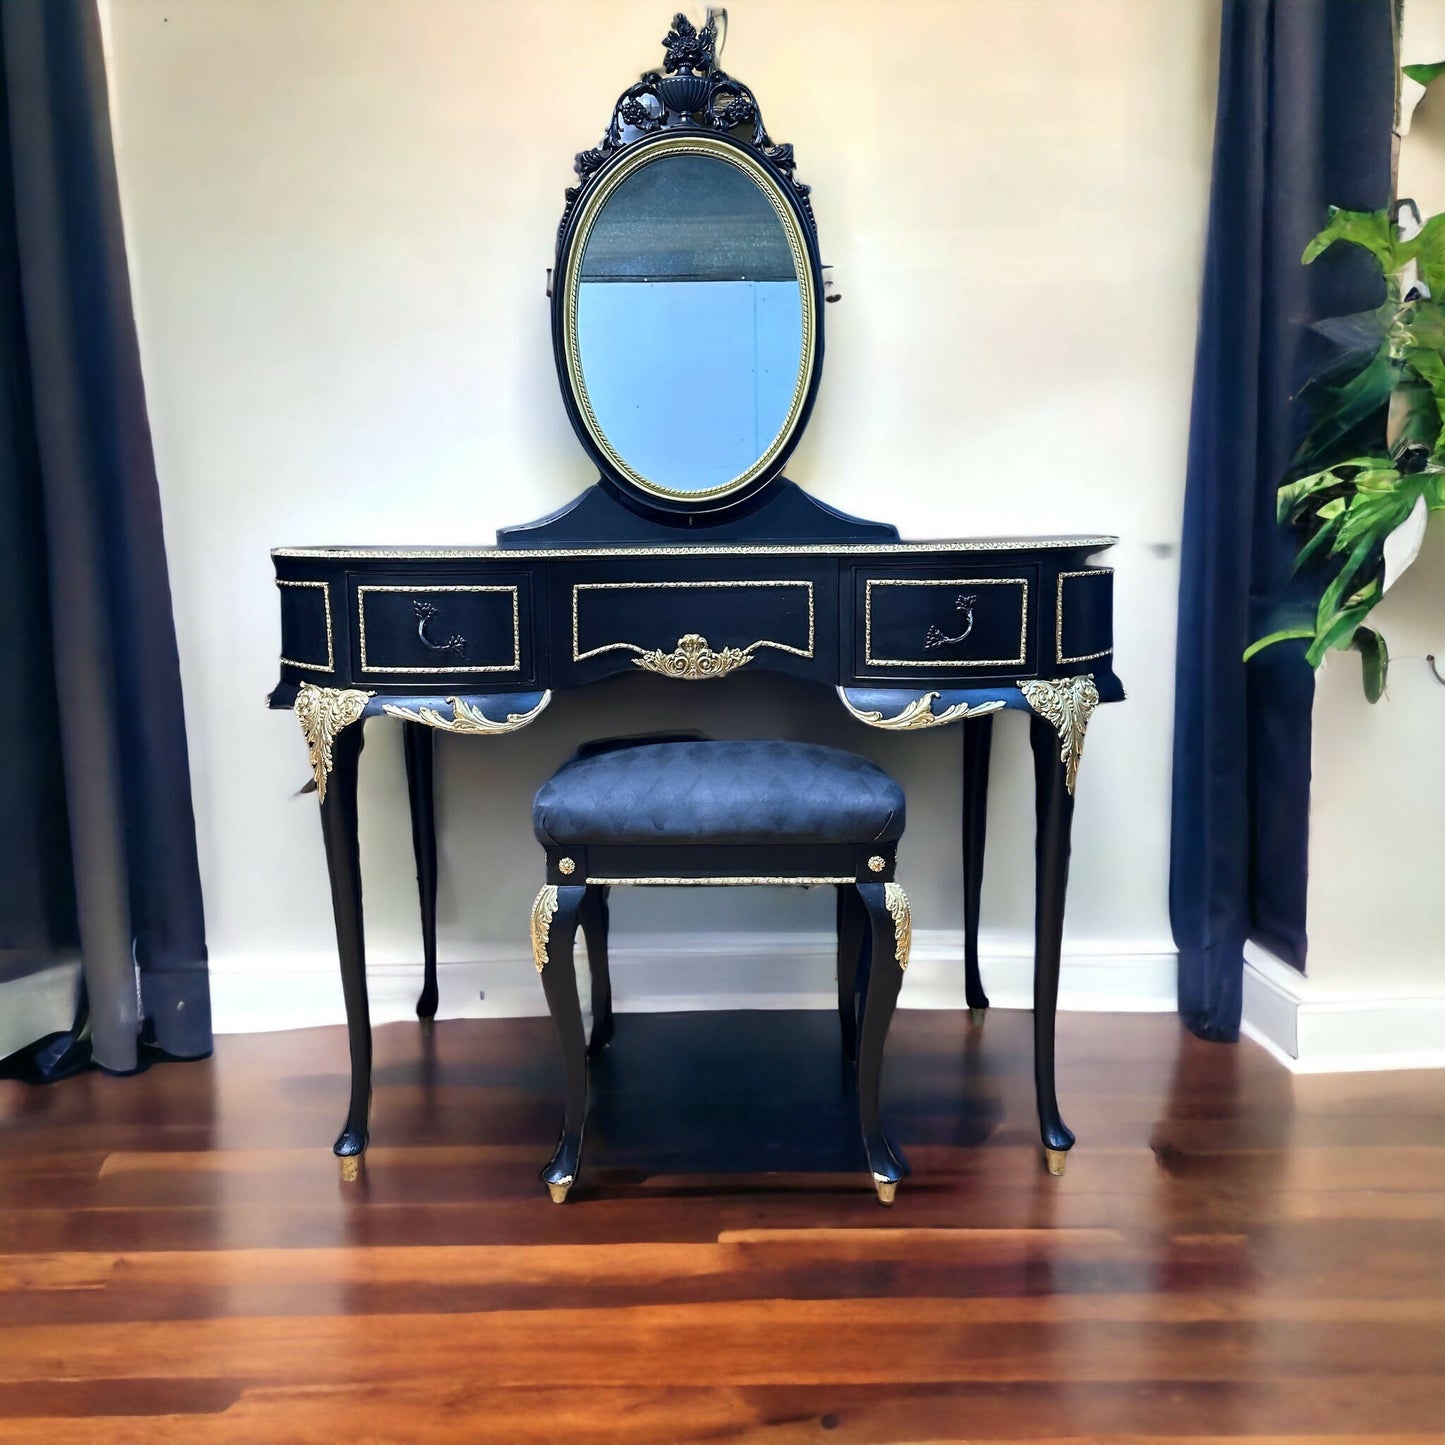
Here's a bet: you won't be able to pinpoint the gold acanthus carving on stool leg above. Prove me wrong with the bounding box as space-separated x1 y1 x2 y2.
531 886 559 973
294 683 374 803
1018 674 1099 795
883 883 912 970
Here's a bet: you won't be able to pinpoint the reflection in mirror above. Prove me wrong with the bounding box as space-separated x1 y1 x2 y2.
576 152 803 496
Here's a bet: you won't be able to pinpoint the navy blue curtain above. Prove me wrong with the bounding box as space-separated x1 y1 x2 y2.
0 0 210 1072
1171 0 1395 1040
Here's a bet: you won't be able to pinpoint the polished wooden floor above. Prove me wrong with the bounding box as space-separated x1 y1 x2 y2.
1 1007 1443 1443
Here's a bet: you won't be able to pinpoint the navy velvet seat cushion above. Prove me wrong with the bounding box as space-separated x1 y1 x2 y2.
533 739 905 847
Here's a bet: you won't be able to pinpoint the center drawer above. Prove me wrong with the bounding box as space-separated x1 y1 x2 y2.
564 563 829 681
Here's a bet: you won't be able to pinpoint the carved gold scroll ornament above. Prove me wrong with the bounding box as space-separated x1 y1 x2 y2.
633 633 755 680
1018 674 1099 795
294 683 374 803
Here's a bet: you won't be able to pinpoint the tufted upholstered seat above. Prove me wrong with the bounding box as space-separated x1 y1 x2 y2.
528 734 915 1209
533 739 905 848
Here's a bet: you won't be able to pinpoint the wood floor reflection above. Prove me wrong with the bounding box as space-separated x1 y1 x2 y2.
1 1008 1443 1442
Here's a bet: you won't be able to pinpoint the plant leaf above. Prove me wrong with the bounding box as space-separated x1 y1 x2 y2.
1307 579 1383 665
1243 628 1315 663
1404 61 1445 88
1350 625 1389 702
1293 349 1398 467
1302 207 1398 270
1407 213 1445 297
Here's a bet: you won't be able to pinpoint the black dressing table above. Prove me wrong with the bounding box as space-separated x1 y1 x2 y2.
269 11 1122 1187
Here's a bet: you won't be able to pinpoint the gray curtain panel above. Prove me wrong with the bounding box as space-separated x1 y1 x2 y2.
0 0 210 1071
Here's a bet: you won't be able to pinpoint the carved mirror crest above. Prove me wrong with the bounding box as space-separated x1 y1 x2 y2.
551 11 824 515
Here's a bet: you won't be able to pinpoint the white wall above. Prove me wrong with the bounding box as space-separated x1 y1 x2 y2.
105 0 1216 1027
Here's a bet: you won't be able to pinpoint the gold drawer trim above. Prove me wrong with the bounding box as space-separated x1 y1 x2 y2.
276 579 334 672
572 580 815 662
356 584 521 675
863 577 1029 669
1056 568 1114 664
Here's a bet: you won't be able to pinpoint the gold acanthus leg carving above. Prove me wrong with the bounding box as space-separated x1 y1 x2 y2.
883 882 912 970
382 691 552 734
294 683 374 803
1018 674 1099 796
531 885 559 973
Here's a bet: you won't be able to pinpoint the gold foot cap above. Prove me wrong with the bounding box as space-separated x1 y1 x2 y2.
339 1155 361 1183
969 1007 986 1027
874 1177 898 1206
546 1179 573 1205
1044 1148 1068 1177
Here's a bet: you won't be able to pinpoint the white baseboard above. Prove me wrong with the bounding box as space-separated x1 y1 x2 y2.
208 930 1177 1035
1243 942 1445 1073
0 955 81 1061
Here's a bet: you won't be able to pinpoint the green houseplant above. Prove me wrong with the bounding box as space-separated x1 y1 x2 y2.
1249 59 1445 700
1248 195 1445 700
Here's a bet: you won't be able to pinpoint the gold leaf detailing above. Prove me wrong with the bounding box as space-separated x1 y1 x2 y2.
557 857 576 876
381 691 552 734
1019 674 1100 795
883 882 912 971
633 633 755 681
274 537 1118 560
589 875 854 886
531 885 559 973
867 856 885 873
837 688 1006 730
294 683 373 803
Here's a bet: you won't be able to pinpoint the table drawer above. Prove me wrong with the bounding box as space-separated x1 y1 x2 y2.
853 566 1037 677
350 574 533 683
566 573 821 682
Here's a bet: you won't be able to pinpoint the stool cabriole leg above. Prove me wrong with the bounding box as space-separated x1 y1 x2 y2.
534 884 588 1202
835 884 867 1062
855 881 910 1204
579 885 614 1057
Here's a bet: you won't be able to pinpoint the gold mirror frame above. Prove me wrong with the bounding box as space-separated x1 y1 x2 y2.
560 132 818 504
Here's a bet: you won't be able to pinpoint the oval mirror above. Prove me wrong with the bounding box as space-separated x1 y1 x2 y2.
560 134 818 506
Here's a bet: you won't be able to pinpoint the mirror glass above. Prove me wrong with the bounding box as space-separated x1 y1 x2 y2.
574 152 805 497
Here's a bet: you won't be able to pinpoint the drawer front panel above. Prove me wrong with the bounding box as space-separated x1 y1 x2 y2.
351 575 532 682
571 577 817 676
1055 567 1114 665
855 568 1036 676
277 578 335 675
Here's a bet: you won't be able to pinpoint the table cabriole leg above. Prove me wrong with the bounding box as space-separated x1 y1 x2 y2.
1029 712 1077 1173
402 722 440 1021
961 714 993 1026
318 721 371 1172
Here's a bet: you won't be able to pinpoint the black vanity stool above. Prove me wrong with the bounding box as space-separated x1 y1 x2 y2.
528 737 914 1205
